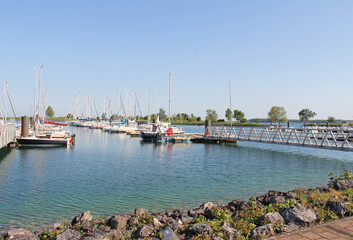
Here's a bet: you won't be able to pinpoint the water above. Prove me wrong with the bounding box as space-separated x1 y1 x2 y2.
0 125 352 233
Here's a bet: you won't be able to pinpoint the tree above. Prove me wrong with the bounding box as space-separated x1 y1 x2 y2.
110 114 118 120
225 108 233 121
298 108 317 123
159 108 166 121
206 109 218 122
101 113 108 120
328 116 336 123
233 109 245 122
66 113 73 119
268 106 287 124
196 117 201 121
45 106 54 118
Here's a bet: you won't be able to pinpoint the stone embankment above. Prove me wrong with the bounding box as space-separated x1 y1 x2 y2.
2 180 353 240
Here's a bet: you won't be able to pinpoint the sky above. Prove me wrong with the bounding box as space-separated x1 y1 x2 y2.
1 0 353 120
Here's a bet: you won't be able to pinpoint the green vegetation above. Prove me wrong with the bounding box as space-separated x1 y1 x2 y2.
233 109 247 123
329 170 353 185
206 109 218 123
225 108 232 122
268 106 287 124
298 108 316 123
327 116 336 123
45 106 55 118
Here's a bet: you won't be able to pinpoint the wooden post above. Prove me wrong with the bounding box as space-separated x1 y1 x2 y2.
21 116 29 137
205 120 211 135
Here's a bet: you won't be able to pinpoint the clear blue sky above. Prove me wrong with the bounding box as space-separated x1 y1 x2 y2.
1 1 353 120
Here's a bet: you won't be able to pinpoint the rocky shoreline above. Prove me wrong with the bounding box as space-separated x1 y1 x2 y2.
2 179 353 240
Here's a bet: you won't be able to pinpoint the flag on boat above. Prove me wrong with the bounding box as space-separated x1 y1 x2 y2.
166 128 173 136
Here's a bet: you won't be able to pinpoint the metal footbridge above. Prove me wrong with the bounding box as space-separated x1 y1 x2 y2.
203 126 353 151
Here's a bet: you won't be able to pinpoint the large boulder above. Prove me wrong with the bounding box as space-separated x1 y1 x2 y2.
188 223 213 238
135 225 155 238
250 224 274 239
3 228 39 240
326 201 351 218
161 226 179 240
260 212 284 224
71 211 93 225
332 180 353 190
257 190 293 205
107 214 131 230
134 208 148 217
280 223 299 233
281 203 318 226
225 200 249 213
199 202 217 211
56 229 81 240
223 226 239 240
81 229 121 240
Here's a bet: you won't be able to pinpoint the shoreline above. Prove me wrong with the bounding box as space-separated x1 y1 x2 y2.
3 179 353 239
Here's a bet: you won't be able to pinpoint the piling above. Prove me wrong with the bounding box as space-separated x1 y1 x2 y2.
21 116 29 137
205 120 211 135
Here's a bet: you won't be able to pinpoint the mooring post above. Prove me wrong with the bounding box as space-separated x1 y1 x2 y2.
205 120 211 136
21 116 29 137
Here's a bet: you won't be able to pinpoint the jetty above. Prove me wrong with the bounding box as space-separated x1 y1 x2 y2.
0 124 16 149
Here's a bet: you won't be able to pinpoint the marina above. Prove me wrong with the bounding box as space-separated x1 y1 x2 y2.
1 124 353 233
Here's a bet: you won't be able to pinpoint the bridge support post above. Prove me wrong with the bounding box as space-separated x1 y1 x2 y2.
205 120 211 135
21 116 29 137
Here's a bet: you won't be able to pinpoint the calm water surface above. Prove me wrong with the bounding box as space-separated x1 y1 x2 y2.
0 125 352 233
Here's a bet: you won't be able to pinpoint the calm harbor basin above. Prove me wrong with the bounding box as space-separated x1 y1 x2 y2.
0 125 353 233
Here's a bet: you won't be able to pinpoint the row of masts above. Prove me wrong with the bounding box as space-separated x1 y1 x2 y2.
67 73 175 123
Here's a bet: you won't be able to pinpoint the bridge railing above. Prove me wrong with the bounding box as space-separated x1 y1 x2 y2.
206 126 353 151
0 124 17 149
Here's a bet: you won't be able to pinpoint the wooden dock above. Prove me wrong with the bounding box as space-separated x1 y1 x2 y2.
0 124 16 149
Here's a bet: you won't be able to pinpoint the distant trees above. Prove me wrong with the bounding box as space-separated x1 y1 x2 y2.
45 106 54 118
225 108 233 121
159 108 166 121
268 106 287 124
328 116 336 123
233 109 246 123
66 113 73 119
298 108 316 123
206 109 218 122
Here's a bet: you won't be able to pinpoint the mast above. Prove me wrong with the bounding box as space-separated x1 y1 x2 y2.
34 66 37 116
3 81 7 123
134 92 137 121
229 82 232 126
147 88 151 124
169 73 171 123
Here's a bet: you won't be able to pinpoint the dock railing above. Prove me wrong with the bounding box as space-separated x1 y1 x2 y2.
0 124 16 149
205 126 353 151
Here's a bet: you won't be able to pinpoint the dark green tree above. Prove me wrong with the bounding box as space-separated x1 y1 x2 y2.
298 108 317 123
233 109 245 122
159 108 166 121
206 109 218 122
66 113 73 119
45 106 54 118
225 108 233 121
268 106 287 124
328 116 336 123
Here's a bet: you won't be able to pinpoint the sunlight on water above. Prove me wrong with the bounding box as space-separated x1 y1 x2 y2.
0 126 352 233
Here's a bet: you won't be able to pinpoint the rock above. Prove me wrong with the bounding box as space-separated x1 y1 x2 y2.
153 217 162 228
332 180 353 190
257 190 293 205
71 211 93 225
107 214 131 230
326 201 351 218
281 203 318 226
250 224 274 239
226 200 249 213
57 229 81 240
188 223 213 238
280 223 299 233
169 219 183 232
81 229 121 240
42 221 62 233
223 226 239 240
180 210 188 218
180 216 193 224
260 212 284 224
199 202 217 211
128 217 139 229
3 228 39 240
135 208 148 217
135 225 155 238
161 226 179 240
